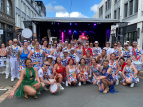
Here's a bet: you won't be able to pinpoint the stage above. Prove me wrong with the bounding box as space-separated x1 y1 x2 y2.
31 17 119 47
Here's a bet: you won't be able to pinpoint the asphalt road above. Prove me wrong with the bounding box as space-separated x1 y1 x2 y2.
1 79 143 107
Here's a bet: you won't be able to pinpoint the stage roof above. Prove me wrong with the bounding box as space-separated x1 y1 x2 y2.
31 17 119 23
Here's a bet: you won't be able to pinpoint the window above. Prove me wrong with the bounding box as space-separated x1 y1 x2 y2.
135 0 138 13
108 0 111 9
7 25 12 31
106 1 108 10
124 3 128 18
0 0 3 12
114 10 116 19
124 32 137 46
7 0 12 16
118 8 120 19
0 23 4 29
130 0 133 15
99 6 103 16
115 0 117 3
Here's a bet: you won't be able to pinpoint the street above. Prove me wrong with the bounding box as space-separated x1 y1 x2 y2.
0 70 143 107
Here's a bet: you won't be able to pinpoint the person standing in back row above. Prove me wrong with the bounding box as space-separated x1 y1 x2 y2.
7 39 20 81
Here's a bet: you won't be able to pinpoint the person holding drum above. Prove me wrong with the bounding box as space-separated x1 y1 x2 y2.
96 60 114 94
0 43 7 74
28 42 48 71
121 59 138 87
93 41 102 58
53 57 65 90
5 40 13 79
17 41 29 72
103 42 111 59
66 58 77 86
38 61 54 91
77 58 91 86
7 39 20 81
8 58 42 99
109 53 120 85
130 41 143 82
108 43 121 61
90 58 101 85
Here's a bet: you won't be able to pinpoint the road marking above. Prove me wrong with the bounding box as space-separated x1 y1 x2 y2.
0 86 13 103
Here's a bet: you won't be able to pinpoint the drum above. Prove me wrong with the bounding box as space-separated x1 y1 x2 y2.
49 79 60 94
133 61 142 71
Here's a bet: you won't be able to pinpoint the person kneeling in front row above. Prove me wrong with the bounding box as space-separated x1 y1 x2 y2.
96 60 114 94
121 59 138 87
38 61 54 92
9 58 43 99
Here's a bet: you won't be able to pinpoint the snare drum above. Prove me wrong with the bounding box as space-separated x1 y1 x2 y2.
133 61 142 71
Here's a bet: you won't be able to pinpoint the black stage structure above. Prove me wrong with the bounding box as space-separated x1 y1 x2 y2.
30 17 119 47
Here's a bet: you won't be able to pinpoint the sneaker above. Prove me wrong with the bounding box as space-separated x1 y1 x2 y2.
130 83 134 87
83 82 86 84
60 85 64 90
17 77 20 79
5 75 9 79
37 91 41 95
78 82 81 86
66 81 68 86
89 75 91 77
11 78 14 82
62 82 65 85
116 80 119 85
44 87 49 91
137 78 139 82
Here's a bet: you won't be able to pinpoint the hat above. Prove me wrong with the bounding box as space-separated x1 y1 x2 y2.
28 41 30 43
59 40 62 41
71 48 74 50
46 55 53 62
124 43 128 46
63 50 68 53
126 41 129 43
65 41 68 43
94 41 99 44
133 41 138 44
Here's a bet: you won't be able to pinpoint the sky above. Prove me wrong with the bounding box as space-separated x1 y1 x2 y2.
41 0 102 18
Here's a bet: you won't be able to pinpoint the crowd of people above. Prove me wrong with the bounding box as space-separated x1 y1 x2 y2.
1 36 143 99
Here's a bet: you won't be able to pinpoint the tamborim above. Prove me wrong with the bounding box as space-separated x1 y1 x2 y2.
133 61 142 71
50 83 60 94
0 48 6 56
22 28 32 38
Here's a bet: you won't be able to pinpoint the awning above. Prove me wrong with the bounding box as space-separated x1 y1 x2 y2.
31 17 120 23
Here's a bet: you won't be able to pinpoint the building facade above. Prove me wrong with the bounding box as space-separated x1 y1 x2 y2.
0 0 15 46
15 0 46 41
93 0 143 48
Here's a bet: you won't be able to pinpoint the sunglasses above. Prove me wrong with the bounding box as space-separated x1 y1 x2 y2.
45 64 50 66
14 42 17 43
114 45 117 46
85 45 89 46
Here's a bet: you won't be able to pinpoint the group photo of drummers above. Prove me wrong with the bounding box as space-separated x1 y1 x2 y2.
0 34 143 99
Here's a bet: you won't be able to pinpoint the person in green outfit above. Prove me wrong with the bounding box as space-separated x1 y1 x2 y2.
8 58 43 99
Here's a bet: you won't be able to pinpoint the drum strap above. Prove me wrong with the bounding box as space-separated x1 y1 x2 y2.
41 68 49 81
133 48 140 60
